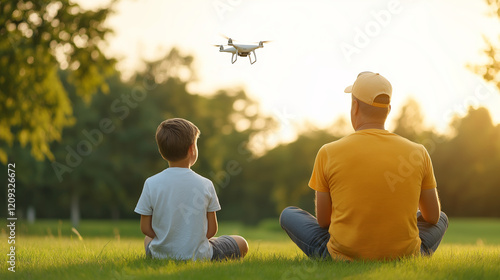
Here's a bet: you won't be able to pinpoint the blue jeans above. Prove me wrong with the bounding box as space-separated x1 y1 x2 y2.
279 206 448 259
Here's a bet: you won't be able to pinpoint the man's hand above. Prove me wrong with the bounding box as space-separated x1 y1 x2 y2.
316 191 332 228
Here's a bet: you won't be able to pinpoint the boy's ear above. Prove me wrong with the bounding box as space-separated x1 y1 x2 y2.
158 148 167 160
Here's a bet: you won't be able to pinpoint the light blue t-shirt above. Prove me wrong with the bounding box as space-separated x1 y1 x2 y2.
134 168 221 260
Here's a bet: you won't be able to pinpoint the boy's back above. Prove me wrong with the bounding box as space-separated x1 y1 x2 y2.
135 118 248 261
135 167 220 260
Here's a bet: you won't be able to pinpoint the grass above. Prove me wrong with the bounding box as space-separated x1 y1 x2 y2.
1 218 500 279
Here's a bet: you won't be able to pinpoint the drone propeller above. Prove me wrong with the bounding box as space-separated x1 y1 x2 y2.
213 44 224 51
258 40 272 48
220 34 236 45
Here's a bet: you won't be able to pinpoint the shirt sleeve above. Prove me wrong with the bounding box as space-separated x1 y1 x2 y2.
421 145 437 190
309 145 330 192
206 181 221 212
134 180 153 215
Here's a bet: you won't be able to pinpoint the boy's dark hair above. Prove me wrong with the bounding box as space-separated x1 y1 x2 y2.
156 118 200 162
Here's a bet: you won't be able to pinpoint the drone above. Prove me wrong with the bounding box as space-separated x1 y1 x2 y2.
214 36 270 65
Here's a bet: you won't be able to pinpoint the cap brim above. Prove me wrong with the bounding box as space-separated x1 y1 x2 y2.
344 85 353 93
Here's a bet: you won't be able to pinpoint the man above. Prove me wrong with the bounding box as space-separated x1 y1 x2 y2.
280 71 448 260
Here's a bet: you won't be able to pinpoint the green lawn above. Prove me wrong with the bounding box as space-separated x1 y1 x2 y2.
1 218 500 279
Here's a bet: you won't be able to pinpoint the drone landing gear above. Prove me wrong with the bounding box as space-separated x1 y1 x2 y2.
249 50 257 65
231 51 257 64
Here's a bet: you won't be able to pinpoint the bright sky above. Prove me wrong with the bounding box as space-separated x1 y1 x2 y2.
78 0 500 141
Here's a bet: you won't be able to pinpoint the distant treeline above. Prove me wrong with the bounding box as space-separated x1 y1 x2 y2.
1 49 499 225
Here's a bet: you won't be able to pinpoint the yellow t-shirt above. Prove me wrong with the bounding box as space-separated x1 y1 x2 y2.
309 129 437 260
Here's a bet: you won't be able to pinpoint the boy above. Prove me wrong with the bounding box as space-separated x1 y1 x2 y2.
135 118 248 260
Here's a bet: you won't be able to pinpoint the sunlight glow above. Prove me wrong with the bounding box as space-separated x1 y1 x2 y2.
77 0 500 141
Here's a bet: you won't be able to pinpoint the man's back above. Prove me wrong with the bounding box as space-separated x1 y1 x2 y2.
280 72 446 261
309 129 437 260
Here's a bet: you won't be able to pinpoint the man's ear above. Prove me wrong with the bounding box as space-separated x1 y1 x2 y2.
189 143 196 155
352 99 359 115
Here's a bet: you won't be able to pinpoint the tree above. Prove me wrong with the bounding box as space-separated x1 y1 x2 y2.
232 129 339 223
48 71 130 227
392 98 425 142
433 107 500 216
0 0 115 164
473 0 500 93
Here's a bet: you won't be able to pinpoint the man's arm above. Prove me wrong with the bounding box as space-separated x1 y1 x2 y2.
316 191 332 228
140 215 156 238
207 211 218 239
419 188 441 225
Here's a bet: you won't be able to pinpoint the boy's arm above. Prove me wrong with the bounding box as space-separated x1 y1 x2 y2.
206 211 218 239
140 215 156 238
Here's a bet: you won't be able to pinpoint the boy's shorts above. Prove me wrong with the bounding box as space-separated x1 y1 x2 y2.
209 235 241 261
145 235 240 261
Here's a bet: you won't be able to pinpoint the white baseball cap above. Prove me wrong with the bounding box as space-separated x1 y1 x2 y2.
344 71 392 108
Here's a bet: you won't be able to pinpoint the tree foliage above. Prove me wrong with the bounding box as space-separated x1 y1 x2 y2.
393 101 500 218
0 0 115 163
434 107 500 216
473 0 500 92
392 98 425 142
